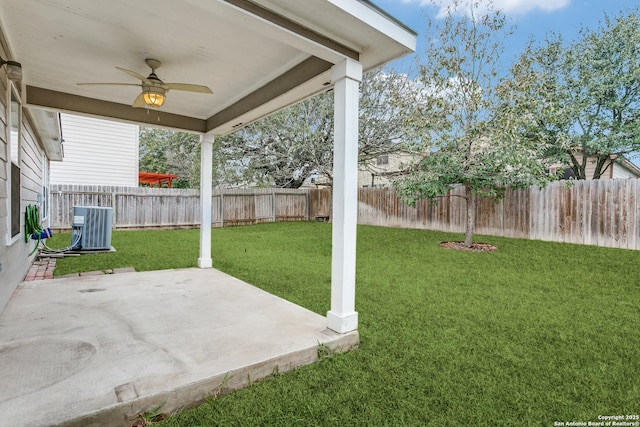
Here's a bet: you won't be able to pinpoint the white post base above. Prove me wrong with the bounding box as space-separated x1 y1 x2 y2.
327 310 358 334
197 258 212 268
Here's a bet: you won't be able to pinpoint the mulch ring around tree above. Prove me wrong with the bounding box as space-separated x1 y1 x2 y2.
439 241 498 252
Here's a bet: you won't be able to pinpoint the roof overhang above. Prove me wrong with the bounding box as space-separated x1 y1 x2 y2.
0 0 416 137
613 155 640 177
26 108 63 161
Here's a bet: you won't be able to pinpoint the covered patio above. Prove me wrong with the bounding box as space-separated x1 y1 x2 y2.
0 0 415 424
1 0 415 335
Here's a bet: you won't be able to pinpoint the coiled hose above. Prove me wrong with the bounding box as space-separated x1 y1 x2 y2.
24 204 43 255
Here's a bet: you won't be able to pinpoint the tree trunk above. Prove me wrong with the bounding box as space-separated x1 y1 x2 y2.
464 184 475 247
592 155 611 180
568 152 585 180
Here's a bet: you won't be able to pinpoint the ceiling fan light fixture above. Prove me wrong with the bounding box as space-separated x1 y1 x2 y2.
77 59 212 108
142 86 165 107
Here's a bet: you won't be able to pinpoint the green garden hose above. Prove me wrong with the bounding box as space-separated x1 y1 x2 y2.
24 204 43 255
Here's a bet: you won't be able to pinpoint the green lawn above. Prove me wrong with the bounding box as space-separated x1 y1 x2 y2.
48 223 640 426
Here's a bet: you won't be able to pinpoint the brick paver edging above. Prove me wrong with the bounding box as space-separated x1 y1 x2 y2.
24 258 135 281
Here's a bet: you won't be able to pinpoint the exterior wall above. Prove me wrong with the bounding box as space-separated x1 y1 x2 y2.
568 154 640 180
612 161 640 179
357 152 639 185
579 154 602 180
358 152 414 188
302 152 415 189
549 154 640 180
50 114 139 186
0 69 49 313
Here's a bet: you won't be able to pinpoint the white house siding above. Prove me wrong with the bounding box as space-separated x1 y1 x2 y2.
50 114 139 186
0 72 50 313
549 153 640 180
612 162 639 179
581 156 640 180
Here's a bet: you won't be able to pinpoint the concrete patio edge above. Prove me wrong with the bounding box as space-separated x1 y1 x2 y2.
62 331 359 427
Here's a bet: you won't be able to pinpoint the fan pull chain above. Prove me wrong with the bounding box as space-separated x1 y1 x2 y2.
144 105 160 123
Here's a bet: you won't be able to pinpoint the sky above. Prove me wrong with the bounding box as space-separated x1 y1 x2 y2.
370 0 636 72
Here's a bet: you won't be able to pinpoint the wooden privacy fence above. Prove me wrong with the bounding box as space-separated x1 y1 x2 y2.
49 185 327 230
356 179 640 250
51 180 640 250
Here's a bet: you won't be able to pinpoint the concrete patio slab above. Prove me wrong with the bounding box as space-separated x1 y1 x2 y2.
0 268 359 427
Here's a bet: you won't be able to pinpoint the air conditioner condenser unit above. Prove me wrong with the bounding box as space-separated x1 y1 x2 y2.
71 206 113 250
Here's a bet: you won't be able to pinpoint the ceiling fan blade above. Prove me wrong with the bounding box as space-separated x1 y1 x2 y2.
164 83 213 94
116 67 153 84
77 82 141 87
132 93 147 108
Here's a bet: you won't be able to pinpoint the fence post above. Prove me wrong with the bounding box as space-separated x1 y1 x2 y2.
111 191 117 228
220 191 224 228
305 191 309 221
272 188 276 223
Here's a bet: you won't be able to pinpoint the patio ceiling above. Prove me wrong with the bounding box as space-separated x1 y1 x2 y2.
0 0 415 136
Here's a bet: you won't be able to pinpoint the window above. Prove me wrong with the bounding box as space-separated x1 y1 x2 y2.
42 158 49 219
562 167 576 180
376 154 389 166
7 86 21 244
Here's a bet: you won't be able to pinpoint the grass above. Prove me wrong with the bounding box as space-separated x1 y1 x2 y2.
48 222 640 426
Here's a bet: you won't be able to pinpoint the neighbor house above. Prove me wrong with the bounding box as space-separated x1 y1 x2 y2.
301 151 414 189
50 113 139 186
357 150 640 188
0 39 62 311
358 151 414 187
550 153 640 180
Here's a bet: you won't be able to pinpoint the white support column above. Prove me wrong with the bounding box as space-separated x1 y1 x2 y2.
327 58 362 334
198 133 214 268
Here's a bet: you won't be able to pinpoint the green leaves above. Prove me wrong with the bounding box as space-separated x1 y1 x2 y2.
139 128 201 188
504 7 640 179
214 69 426 188
396 1 555 245
215 94 334 188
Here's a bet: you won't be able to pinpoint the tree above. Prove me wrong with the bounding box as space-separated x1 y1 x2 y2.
394 0 558 247
505 8 640 180
139 128 201 188
216 93 334 188
214 68 424 188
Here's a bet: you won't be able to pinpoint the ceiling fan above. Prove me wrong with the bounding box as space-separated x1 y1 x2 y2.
77 58 213 108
